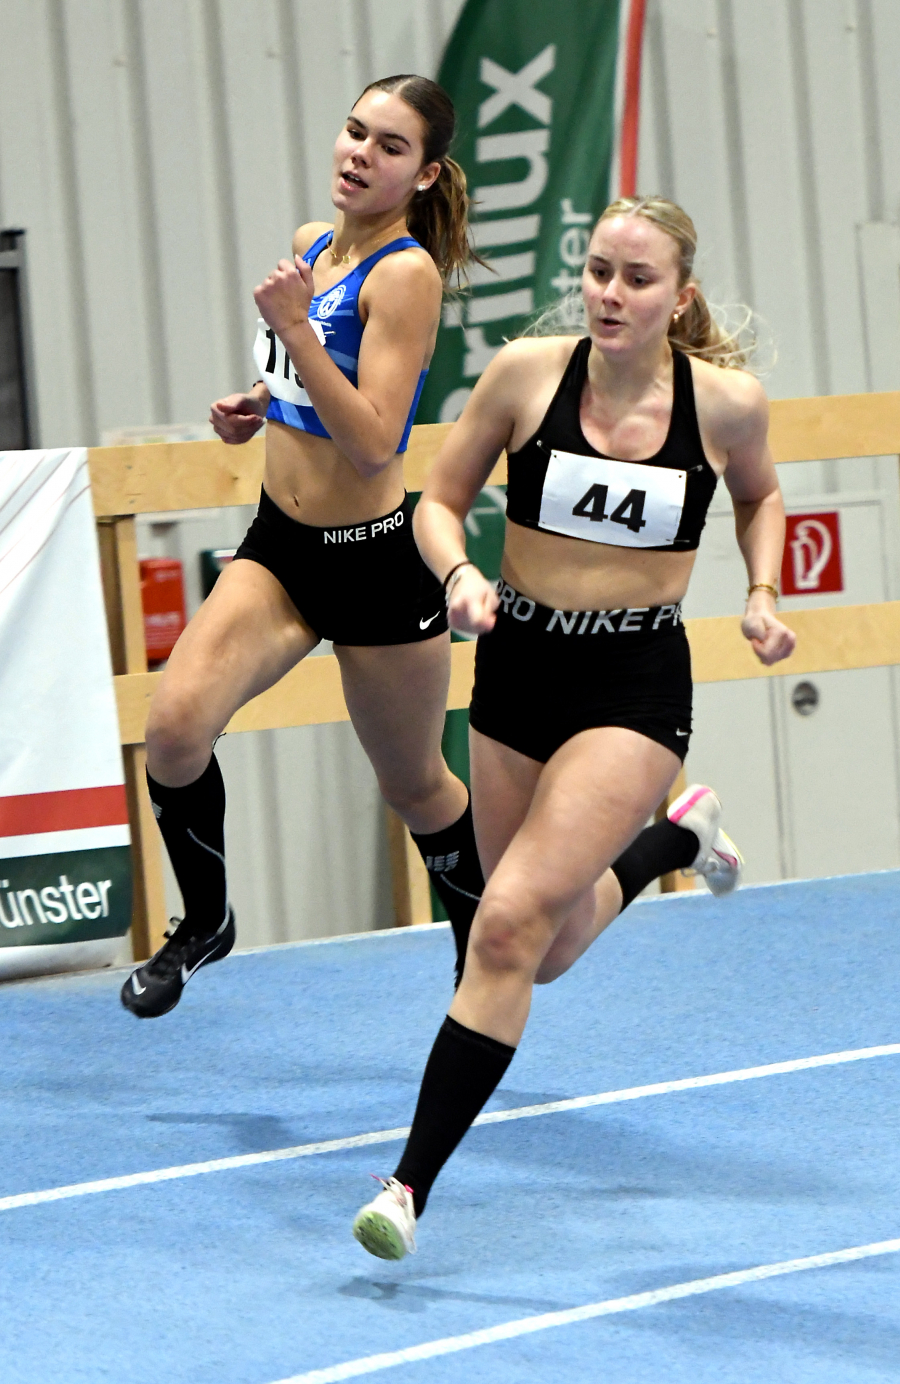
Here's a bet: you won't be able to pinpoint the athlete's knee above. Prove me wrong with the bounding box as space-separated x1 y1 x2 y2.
145 689 213 772
379 763 448 819
469 887 550 976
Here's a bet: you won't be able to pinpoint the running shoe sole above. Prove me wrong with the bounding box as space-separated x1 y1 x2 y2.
352 1209 409 1261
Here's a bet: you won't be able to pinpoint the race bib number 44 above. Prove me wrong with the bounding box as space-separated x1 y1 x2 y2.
539 449 686 549
252 316 326 407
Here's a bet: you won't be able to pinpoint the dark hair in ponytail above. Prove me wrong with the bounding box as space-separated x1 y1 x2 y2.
356 74 483 287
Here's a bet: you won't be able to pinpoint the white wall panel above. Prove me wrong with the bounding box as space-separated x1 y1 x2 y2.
139 1 251 413
723 1 819 398
655 1 742 303
0 0 96 446
60 0 160 435
215 3 305 348
865 0 900 224
796 0 869 397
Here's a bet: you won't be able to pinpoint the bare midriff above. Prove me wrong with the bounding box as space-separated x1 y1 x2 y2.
501 518 697 611
263 419 407 526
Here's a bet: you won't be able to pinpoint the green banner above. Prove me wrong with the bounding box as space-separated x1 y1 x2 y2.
419 0 622 424
0 847 132 948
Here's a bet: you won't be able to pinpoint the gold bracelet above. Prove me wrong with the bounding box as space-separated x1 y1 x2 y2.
747 582 779 600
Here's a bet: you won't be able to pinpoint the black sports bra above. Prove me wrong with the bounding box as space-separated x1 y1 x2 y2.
505 337 718 552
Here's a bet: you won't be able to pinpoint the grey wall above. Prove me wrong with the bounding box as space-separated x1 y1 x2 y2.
640 0 900 411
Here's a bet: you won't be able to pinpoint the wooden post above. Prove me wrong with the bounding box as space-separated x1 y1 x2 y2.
656 766 695 894
385 807 433 927
96 517 168 960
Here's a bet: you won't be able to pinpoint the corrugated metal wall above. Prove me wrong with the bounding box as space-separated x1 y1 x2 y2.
2 0 899 938
640 0 900 408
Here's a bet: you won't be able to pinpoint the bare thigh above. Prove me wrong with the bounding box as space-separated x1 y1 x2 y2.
335 634 456 816
469 727 542 880
146 558 319 783
460 727 679 1010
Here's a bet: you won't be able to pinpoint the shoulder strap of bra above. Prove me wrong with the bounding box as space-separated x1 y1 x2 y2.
526 337 591 450
302 231 334 268
671 347 705 445
354 235 423 280
563 335 591 389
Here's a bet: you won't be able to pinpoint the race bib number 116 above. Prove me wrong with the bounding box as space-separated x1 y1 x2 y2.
539 449 686 549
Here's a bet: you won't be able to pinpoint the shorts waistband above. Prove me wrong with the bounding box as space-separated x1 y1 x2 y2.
494 580 684 637
258 486 410 545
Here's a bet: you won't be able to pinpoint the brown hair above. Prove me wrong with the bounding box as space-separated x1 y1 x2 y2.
599 195 754 368
357 74 481 287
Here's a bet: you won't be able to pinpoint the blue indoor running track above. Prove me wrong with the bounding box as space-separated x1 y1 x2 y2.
2 870 899 1384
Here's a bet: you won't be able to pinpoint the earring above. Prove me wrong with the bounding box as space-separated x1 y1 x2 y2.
417 183 427 191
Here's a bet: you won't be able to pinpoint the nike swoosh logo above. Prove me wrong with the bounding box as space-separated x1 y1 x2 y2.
419 612 441 630
676 729 690 737
180 943 220 984
131 973 147 995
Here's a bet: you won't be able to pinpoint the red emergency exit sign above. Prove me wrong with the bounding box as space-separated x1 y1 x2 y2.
781 512 843 596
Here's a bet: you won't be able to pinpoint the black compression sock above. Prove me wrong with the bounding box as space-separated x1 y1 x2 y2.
611 818 700 911
410 795 484 987
394 1015 515 1217
146 756 228 939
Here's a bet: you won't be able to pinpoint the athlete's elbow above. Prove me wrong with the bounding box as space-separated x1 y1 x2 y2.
351 450 394 480
349 437 401 478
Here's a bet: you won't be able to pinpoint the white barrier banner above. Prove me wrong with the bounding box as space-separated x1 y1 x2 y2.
0 449 131 977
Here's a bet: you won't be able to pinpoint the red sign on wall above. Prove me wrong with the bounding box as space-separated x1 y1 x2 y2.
140 558 187 664
781 511 843 596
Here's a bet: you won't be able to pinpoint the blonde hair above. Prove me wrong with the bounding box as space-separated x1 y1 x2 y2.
598 195 755 368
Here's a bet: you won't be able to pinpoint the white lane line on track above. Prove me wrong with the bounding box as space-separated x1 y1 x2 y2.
2 1041 898 1213
270 1237 900 1383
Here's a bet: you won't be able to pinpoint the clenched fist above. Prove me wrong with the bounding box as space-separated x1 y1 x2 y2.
210 387 268 445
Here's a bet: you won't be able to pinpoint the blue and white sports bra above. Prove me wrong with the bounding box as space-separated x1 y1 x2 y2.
252 231 428 453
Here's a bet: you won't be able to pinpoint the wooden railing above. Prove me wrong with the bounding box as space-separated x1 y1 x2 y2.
92 390 900 958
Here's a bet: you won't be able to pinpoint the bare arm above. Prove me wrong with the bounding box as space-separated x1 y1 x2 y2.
719 377 796 666
253 248 441 478
415 344 530 634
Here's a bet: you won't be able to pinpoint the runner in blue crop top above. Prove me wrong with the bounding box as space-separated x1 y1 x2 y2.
125 76 488 1023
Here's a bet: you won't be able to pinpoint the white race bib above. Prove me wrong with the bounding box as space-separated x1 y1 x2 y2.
539 448 686 549
252 316 325 407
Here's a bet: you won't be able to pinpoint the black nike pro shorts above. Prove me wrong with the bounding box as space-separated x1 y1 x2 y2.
233 488 448 645
469 581 693 763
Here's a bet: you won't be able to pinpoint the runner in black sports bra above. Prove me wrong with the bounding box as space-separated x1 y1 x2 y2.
352 196 797 1261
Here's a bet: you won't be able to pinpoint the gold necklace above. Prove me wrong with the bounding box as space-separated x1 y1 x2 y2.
329 240 351 266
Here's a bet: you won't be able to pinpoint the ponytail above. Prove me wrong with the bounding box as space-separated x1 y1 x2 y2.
408 156 479 286
668 286 756 370
356 74 483 288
